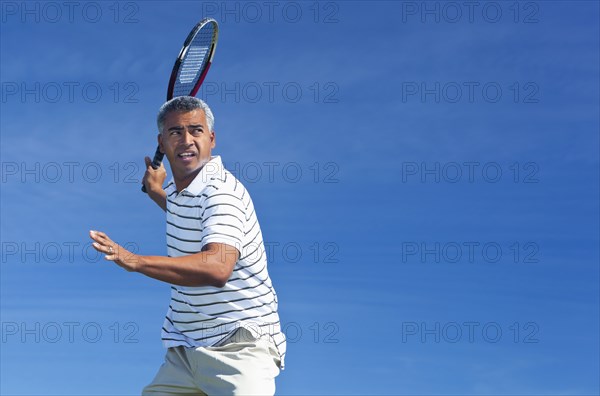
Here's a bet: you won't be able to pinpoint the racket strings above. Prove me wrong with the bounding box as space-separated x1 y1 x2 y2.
174 23 216 97
179 47 208 83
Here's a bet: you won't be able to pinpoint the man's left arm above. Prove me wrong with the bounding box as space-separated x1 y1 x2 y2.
89 230 238 288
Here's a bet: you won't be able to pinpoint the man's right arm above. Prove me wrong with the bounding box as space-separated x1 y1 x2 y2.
143 156 167 212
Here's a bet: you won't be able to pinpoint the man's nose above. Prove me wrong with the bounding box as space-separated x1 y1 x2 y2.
182 130 194 144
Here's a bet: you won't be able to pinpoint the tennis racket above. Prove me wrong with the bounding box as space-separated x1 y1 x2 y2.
142 17 219 193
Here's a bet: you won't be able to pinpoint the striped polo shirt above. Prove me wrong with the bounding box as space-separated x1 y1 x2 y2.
160 155 286 368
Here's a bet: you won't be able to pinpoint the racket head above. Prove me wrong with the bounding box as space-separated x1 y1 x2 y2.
167 18 219 100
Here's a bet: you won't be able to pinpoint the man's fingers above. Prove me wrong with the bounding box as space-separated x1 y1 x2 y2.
90 230 108 240
145 156 152 169
92 242 110 254
91 240 119 261
89 230 102 241
89 230 115 250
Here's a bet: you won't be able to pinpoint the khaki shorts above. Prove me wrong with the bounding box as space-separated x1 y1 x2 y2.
142 328 281 395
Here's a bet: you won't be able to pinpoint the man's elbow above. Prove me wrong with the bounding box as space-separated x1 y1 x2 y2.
187 273 228 288
209 266 233 288
211 279 228 288
210 274 228 288
196 244 238 288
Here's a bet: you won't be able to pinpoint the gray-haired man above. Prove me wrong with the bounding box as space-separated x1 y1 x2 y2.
90 97 285 395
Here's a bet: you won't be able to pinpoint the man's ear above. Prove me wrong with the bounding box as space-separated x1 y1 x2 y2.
210 130 216 149
157 133 164 154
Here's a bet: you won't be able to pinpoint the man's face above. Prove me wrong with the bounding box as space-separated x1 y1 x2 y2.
158 109 215 189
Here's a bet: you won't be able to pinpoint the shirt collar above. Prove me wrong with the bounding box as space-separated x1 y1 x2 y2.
167 156 224 197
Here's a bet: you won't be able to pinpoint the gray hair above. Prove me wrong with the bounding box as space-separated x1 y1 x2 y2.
156 96 215 133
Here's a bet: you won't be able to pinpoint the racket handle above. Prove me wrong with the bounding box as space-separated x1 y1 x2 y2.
141 146 165 193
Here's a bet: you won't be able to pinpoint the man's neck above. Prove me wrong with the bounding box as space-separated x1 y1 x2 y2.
174 168 201 193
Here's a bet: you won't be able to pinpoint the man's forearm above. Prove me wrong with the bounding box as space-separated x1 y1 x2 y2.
148 189 167 212
135 244 238 287
142 156 167 210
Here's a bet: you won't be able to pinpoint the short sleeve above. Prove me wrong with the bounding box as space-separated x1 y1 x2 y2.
200 189 245 253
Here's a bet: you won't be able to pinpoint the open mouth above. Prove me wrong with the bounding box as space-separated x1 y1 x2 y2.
177 152 197 161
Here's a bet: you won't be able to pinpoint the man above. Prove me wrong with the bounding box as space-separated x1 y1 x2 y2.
89 96 286 395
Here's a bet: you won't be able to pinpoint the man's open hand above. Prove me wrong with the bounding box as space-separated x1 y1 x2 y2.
89 230 139 272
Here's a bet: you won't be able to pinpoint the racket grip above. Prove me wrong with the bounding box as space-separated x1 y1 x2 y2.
141 146 165 193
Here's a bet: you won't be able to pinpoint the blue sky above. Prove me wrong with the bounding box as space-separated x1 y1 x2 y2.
1 1 598 395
